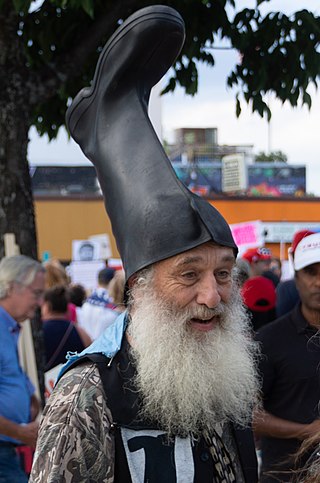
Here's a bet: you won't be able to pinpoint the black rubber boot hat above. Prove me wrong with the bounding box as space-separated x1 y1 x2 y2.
66 5 238 282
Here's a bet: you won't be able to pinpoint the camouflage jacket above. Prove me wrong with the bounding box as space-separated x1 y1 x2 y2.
30 362 114 483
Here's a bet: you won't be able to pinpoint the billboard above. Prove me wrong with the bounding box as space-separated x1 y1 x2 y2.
172 162 306 197
247 164 306 197
172 162 222 197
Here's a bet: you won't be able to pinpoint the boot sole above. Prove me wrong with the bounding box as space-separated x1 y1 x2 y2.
66 5 185 136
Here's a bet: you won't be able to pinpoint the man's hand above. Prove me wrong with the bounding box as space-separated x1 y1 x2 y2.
0 415 39 447
16 421 39 448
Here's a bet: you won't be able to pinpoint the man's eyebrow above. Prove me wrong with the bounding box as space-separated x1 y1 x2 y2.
175 253 236 268
222 254 236 263
175 256 203 267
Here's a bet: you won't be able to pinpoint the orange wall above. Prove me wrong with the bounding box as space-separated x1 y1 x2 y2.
209 198 320 224
35 198 120 261
34 196 320 262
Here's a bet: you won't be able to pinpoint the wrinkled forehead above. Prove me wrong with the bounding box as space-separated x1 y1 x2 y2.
157 242 236 271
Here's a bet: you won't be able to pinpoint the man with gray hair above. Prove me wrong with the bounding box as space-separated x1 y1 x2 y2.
0 255 45 482
31 5 259 482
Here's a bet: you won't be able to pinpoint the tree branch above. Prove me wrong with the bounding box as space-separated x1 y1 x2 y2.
28 0 139 105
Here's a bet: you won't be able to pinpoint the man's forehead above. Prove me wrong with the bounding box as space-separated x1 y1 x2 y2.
28 270 46 287
301 261 320 271
168 243 236 267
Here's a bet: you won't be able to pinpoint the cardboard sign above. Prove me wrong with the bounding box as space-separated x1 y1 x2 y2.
230 220 264 251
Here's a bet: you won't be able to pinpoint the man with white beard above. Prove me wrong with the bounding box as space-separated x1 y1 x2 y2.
128 258 258 439
31 243 259 483
30 5 259 482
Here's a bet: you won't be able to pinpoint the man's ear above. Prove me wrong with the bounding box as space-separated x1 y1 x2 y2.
127 274 137 289
126 275 137 310
7 282 17 297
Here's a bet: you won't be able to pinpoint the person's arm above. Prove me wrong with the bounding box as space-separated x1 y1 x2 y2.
30 362 113 483
30 394 41 421
253 408 320 441
76 326 92 347
0 415 38 447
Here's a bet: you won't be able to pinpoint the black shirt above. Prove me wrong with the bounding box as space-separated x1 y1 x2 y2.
275 278 300 318
256 304 320 481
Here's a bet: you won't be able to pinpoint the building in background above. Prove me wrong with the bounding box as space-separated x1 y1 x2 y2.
167 128 306 197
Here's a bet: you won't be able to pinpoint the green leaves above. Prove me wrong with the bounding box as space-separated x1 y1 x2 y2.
80 0 94 18
12 0 31 13
4 0 319 136
236 94 241 117
226 6 320 118
303 91 312 109
51 0 94 15
255 150 288 163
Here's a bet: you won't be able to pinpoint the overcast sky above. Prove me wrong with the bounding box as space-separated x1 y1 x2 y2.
28 0 320 195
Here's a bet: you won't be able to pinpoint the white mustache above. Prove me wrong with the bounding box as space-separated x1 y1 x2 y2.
184 303 225 321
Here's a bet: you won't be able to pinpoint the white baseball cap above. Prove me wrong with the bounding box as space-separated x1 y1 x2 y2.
293 232 320 271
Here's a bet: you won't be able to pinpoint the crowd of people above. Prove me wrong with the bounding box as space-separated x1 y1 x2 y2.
0 255 125 481
2 235 315 483
2 233 319 482
236 233 320 482
1 4 320 482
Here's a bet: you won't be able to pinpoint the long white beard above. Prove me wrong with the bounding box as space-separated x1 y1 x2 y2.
128 278 260 437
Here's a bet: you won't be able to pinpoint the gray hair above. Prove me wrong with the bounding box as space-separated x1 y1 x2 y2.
127 265 154 310
0 255 45 300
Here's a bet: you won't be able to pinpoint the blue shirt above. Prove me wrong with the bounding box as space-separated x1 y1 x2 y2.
0 307 34 443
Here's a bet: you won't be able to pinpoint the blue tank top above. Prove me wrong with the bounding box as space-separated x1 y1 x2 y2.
43 319 85 370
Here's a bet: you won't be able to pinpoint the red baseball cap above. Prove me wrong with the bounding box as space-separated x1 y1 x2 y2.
242 247 272 264
241 276 276 312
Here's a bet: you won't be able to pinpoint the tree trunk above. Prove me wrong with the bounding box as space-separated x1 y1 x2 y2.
0 2 37 258
0 3 45 403
0 106 46 406
0 104 46 402
0 120 37 259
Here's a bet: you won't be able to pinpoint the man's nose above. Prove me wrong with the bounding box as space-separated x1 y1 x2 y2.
196 275 221 308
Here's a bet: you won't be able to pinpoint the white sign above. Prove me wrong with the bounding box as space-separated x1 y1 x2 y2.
72 239 101 262
89 234 112 259
262 222 320 243
67 260 106 291
222 154 248 192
